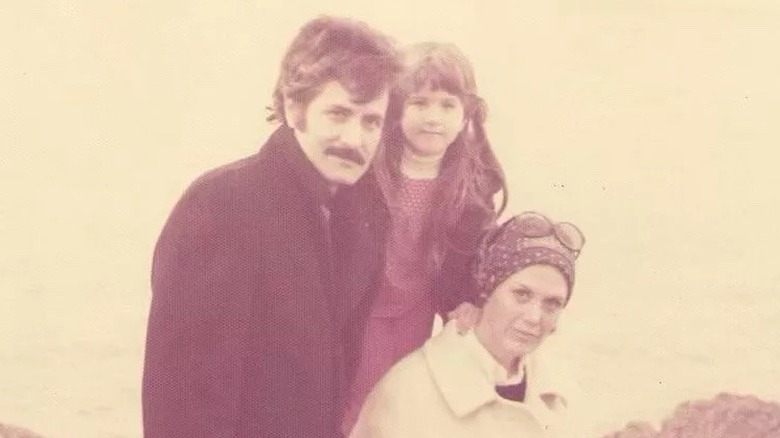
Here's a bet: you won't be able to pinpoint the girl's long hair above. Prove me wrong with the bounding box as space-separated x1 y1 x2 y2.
373 42 508 273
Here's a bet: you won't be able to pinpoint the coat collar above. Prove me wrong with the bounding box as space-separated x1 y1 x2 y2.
264 125 333 208
461 330 526 386
423 322 569 418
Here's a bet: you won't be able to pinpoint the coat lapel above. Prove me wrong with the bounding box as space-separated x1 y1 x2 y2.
423 324 498 417
331 172 388 322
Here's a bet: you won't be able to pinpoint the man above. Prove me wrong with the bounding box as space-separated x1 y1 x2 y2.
143 16 401 438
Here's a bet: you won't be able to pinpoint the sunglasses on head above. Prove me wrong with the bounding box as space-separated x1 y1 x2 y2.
512 211 584 256
479 211 584 260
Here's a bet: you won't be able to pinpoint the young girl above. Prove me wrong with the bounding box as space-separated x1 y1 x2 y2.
342 41 508 434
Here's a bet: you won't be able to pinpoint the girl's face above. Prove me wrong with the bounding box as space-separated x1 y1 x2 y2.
400 87 466 158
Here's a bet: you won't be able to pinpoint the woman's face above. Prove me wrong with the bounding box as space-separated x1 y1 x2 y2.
400 87 465 158
475 264 568 368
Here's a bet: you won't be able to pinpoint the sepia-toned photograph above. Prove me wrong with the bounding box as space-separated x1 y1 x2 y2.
3 1 780 437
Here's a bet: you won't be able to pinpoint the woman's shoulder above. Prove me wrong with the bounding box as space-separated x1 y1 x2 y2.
372 326 467 394
378 348 430 385
366 347 439 410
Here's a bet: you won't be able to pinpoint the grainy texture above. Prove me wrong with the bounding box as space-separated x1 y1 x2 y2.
3 2 780 438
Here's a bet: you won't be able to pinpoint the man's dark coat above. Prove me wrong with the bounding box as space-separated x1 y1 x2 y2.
142 126 387 438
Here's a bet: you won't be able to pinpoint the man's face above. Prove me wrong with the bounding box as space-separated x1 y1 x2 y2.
287 81 390 187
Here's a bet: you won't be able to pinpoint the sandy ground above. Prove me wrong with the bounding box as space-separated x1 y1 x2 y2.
3 1 780 437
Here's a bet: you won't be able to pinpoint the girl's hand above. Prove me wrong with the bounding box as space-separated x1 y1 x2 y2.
447 302 482 334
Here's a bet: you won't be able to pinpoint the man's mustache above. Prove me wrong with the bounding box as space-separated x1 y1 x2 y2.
325 147 366 166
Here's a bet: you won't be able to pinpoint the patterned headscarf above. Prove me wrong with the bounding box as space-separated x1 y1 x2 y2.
473 212 585 305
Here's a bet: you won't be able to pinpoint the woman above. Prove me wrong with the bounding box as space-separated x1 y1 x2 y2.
350 211 585 438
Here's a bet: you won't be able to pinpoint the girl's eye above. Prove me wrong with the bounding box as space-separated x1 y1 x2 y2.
408 99 427 107
441 100 457 109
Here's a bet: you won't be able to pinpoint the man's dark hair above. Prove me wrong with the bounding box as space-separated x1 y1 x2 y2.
268 16 402 127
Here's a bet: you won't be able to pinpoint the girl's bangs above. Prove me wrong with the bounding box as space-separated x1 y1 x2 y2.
401 57 470 97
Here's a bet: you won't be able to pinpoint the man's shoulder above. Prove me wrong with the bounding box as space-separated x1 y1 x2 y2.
157 156 283 242
179 137 292 207
188 126 294 187
192 154 263 191
175 154 262 209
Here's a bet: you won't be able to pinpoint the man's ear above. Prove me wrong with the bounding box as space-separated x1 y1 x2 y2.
283 96 303 130
283 99 295 127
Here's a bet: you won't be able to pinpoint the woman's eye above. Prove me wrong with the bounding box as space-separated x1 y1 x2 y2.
543 300 563 313
513 289 532 302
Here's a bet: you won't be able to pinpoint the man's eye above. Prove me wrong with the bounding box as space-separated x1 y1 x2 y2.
407 99 427 107
329 109 350 120
363 117 382 130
